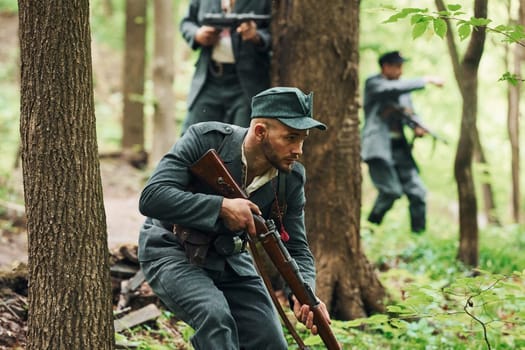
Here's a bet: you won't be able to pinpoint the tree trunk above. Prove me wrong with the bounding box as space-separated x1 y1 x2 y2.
507 0 524 223
272 0 385 320
150 0 176 168
18 1 115 349
122 0 147 166
473 131 500 226
435 0 487 267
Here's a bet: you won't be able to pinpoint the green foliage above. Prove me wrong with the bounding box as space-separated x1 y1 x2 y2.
381 2 525 83
0 0 17 13
90 0 126 50
0 49 19 172
346 210 525 350
115 312 193 350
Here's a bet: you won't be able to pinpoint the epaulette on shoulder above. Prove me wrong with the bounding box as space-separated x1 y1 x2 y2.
195 121 239 135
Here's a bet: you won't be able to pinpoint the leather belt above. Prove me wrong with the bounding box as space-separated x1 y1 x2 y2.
209 60 236 77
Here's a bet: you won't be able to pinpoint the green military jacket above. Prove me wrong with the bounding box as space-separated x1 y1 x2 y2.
138 122 316 290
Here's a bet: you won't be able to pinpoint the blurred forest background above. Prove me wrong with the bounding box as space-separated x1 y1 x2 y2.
1 0 524 349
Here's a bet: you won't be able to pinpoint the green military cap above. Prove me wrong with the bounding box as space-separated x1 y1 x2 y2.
250 87 327 130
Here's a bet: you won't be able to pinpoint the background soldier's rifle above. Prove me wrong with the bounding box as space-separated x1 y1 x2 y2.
201 12 271 29
190 149 341 350
382 104 448 145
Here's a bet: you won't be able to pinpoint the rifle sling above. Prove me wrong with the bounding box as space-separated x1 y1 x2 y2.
248 240 309 350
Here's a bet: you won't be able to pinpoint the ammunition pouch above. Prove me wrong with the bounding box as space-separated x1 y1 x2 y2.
173 225 247 266
214 234 247 256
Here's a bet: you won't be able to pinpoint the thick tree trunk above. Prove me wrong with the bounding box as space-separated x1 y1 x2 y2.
272 0 385 320
150 0 176 168
122 0 147 166
18 1 114 349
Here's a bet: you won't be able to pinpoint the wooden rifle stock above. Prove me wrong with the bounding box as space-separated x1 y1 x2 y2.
190 149 341 350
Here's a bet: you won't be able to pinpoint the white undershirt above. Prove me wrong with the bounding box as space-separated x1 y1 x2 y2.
212 28 235 63
212 0 236 63
241 144 278 196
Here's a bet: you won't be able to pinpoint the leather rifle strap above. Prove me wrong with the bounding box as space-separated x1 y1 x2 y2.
248 240 309 350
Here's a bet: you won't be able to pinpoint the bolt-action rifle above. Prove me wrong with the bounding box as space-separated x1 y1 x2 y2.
190 149 341 350
382 104 448 145
201 12 271 29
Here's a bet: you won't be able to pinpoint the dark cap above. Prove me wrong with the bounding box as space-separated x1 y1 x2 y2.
378 51 407 66
251 87 327 130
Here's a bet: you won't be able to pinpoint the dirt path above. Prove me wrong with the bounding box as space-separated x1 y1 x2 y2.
0 159 146 269
0 11 146 269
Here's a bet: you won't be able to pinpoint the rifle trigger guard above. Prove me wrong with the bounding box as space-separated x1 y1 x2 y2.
257 219 279 240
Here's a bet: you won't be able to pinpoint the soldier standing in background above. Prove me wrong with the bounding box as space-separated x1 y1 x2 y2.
361 51 444 233
179 0 271 134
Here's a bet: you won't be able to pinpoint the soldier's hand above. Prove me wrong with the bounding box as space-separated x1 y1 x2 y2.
236 20 261 44
424 76 445 87
220 198 261 236
195 25 220 46
291 295 331 335
414 126 427 137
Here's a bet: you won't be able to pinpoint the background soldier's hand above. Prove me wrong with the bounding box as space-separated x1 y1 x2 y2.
423 76 445 87
195 25 220 46
220 198 261 236
414 126 427 137
236 20 261 44
291 295 331 335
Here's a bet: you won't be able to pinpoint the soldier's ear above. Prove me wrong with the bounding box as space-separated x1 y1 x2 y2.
253 123 268 141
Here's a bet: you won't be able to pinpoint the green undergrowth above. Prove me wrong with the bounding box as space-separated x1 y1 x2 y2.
115 221 525 349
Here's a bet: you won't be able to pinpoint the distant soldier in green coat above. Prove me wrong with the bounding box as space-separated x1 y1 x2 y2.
361 51 444 233
138 87 331 349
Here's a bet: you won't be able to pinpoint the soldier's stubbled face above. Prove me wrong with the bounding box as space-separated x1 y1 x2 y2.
261 121 308 173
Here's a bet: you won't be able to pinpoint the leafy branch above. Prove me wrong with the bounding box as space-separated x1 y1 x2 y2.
342 271 524 349
382 4 525 45
382 3 525 83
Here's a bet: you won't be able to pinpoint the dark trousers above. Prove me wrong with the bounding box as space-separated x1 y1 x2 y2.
140 249 288 350
366 142 427 232
181 63 251 135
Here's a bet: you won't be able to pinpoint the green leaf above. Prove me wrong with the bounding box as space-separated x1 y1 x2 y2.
383 8 426 24
387 305 407 314
412 21 428 39
344 318 366 327
433 18 447 38
303 335 324 346
366 314 389 324
447 4 462 11
410 13 426 25
499 72 519 86
458 23 471 40
468 17 491 27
